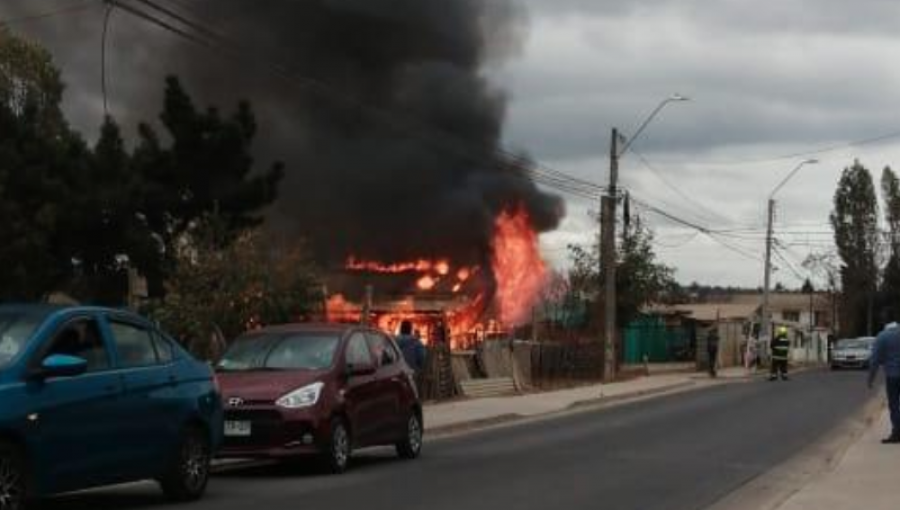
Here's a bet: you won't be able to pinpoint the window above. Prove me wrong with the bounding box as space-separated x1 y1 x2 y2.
265 335 339 370
217 333 340 372
782 310 800 323
109 321 158 368
45 318 110 372
345 333 373 366
152 332 175 364
0 310 42 369
366 332 399 367
814 311 828 327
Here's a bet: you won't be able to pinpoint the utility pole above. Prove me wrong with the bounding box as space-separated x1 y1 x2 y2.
761 159 817 358
601 128 619 382
761 198 775 351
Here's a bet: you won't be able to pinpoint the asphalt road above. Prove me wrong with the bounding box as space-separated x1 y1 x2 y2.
44 369 873 510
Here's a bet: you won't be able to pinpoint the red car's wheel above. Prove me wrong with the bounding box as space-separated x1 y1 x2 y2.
396 412 423 460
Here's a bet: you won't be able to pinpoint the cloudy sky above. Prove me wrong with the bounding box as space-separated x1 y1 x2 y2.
500 0 900 288
5 0 900 289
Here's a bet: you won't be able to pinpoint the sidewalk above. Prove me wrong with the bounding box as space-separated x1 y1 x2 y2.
424 372 703 435
776 408 898 510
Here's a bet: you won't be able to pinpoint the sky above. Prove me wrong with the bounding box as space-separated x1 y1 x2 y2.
498 0 900 289
4 0 900 290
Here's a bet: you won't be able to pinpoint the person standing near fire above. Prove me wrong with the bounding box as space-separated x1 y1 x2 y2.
396 320 426 373
769 326 791 381
706 327 720 378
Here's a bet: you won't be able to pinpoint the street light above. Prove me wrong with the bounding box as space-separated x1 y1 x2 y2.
601 94 690 382
758 158 818 365
618 94 691 156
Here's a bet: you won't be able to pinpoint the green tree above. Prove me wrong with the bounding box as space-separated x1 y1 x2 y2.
147 219 323 359
133 77 285 296
831 160 879 336
568 214 676 331
879 166 900 322
0 28 86 300
62 118 160 304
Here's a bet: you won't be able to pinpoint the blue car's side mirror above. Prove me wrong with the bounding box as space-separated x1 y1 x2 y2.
39 354 89 379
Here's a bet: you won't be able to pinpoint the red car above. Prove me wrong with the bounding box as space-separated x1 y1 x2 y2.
215 324 423 473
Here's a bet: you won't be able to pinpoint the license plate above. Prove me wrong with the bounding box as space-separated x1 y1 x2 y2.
225 421 252 437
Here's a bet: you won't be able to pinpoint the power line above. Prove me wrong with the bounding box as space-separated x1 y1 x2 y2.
0 0 95 27
108 0 603 201
773 244 807 282
101 2 115 117
657 129 900 168
630 148 736 226
629 193 764 262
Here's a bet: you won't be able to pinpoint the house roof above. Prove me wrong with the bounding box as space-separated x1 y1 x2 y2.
650 303 759 323
727 292 831 311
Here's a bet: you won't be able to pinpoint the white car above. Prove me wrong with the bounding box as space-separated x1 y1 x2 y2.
831 337 876 370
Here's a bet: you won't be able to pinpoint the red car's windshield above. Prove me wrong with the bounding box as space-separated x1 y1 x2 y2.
217 333 340 372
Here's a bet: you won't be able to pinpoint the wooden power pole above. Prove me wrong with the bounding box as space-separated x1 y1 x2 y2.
601 128 619 382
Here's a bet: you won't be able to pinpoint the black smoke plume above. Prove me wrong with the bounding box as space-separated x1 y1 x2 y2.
3 0 564 271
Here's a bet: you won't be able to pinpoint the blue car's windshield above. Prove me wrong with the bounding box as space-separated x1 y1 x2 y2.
0 311 43 369
217 333 340 371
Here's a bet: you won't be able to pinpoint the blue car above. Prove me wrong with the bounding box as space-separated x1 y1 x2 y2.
0 305 223 509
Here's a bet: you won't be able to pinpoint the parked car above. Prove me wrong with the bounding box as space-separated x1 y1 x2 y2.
216 324 423 473
0 305 223 510
831 337 876 370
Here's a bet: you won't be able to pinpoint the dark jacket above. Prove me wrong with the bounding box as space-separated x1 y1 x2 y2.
707 330 720 353
396 334 426 372
771 335 790 361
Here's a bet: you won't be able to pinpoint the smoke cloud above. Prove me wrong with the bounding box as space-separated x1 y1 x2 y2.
3 0 564 271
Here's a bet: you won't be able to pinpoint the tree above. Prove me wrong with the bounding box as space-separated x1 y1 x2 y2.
0 28 87 300
879 166 900 323
146 218 323 359
569 214 676 330
133 77 285 296
831 160 879 336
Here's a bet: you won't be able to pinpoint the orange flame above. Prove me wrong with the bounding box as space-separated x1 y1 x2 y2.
346 257 449 274
491 206 548 326
417 275 437 290
325 294 361 323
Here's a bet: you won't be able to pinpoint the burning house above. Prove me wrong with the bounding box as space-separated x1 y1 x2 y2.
325 206 553 349
12 0 567 343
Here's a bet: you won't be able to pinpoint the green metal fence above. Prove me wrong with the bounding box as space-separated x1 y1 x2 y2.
623 316 690 363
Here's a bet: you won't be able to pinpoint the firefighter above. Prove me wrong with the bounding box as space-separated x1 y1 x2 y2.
769 326 791 381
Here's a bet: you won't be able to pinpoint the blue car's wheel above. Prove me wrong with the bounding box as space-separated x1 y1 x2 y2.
0 442 25 510
159 427 211 502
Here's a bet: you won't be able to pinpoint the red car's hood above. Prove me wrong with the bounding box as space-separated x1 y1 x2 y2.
217 369 329 402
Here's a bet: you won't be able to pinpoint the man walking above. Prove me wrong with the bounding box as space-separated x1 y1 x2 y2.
396 320 426 373
868 322 900 444
769 326 791 381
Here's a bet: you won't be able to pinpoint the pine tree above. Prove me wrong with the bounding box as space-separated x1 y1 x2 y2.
879 166 900 322
831 160 879 336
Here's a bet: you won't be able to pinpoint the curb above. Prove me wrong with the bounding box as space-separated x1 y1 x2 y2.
566 380 698 410
426 379 705 438
705 394 885 510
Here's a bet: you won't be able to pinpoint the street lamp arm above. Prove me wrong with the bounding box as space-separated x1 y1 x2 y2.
769 159 818 199
619 94 689 157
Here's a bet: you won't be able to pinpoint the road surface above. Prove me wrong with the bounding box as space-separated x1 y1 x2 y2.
45 369 873 510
